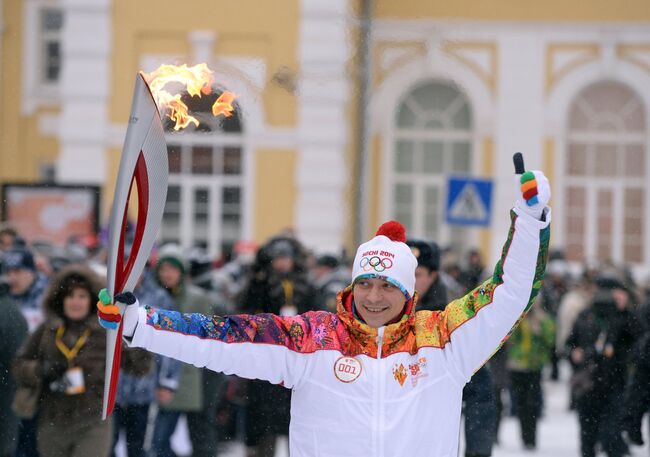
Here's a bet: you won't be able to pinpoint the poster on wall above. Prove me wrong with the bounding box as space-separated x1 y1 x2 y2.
1 183 100 246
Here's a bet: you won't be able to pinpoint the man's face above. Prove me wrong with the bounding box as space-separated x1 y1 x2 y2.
158 262 182 289
414 266 437 296
271 256 294 274
353 278 407 328
6 268 35 295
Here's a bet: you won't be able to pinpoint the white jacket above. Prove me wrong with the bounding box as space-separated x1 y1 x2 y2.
129 208 550 457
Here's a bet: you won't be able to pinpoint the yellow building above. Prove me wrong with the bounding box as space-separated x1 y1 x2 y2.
2 0 650 275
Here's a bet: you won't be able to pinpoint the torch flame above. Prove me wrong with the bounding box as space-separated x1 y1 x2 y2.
141 63 236 131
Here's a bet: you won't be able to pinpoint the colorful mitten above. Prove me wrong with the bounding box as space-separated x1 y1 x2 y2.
515 170 551 220
97 288 121 330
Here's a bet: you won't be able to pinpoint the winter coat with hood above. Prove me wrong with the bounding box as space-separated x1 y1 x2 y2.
12 265 106 428
155 258 212 412
125 210 550 457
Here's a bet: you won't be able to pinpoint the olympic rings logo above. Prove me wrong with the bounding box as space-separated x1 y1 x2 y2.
359 256 393 272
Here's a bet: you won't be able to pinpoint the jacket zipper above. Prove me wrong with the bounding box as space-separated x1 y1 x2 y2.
374 326 385 457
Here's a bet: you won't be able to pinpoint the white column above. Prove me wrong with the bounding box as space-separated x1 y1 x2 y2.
296 0 351 253
57 0 111 183
189 30 216 64
491 30 546 260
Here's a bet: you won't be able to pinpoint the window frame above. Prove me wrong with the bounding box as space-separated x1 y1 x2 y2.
384 80 478 249
162 133 249 258
22 0 63 114
563 80 648 264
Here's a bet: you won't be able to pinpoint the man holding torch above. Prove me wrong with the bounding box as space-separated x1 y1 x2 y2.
99 140 551 455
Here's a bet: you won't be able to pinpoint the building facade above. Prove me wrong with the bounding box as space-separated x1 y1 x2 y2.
1 0 650 276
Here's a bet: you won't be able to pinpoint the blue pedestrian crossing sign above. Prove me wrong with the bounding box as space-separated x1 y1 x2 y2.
446 177 493 226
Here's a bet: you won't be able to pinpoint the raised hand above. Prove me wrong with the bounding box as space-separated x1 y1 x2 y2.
513 154 550 220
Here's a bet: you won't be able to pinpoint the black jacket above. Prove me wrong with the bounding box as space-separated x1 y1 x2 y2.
623 303 650 422
415 277 448 312
238 267 319 441
0 294 28 455
566 303 639 397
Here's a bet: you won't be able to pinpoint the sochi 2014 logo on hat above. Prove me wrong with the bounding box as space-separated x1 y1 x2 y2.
359 250 395 273
334 356 362 383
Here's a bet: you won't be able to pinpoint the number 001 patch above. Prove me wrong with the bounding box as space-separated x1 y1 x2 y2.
334 356 362 383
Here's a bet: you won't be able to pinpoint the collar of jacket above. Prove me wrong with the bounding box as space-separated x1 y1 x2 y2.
335 285 419 358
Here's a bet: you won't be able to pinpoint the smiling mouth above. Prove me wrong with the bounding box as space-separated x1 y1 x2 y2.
362 305 389 314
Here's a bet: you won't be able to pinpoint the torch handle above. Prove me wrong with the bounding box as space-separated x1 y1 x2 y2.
513 152 525 175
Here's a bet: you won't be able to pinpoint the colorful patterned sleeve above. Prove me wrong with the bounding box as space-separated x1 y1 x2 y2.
129 306 341 388
423 208 550 383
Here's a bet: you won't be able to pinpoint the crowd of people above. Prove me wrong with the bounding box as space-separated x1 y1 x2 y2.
1 221 649 457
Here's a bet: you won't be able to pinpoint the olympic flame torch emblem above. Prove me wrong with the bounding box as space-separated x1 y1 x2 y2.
102 64 236 419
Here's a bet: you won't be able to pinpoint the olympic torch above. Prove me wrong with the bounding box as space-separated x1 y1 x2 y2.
101 73 168 420
102 64 237 420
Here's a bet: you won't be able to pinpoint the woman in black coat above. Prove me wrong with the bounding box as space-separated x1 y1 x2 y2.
566 282 640 457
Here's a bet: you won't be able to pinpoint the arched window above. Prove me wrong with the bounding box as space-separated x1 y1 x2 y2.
161 88 245 257
564 81 646 263
391 80 473 247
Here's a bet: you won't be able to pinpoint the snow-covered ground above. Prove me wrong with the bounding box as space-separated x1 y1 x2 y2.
116 363 650 456
489 372 649 457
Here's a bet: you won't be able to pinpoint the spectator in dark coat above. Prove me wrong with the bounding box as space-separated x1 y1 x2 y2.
406 239 447 312
0 293 28 457
4 247 47 457
622 292 650 447
459 249 486 292
311 254 350 312
238 236 319 457
3 247 48 333
566 279 640 457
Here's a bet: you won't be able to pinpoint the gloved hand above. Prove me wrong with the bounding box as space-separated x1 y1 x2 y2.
39 359 68 383
515 170 551 220
97 289 140 338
